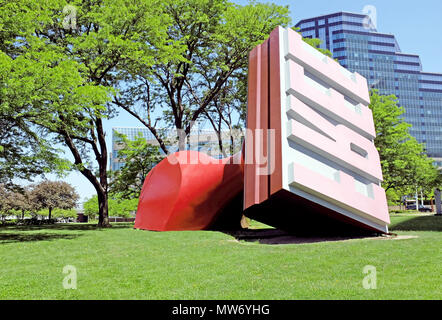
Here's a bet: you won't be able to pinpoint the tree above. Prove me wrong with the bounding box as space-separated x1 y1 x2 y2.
369 90 438 196
1 0 178 226
0 116 69 188
109 197 138 218
83 195 138 219
31 181 79 220
0 184 15 223
11 187 33 220
35 207 77 220
301 36 333 58
202 78 246 157
83 195 99 221
112 0 291 152
52 208 78 220
109 132 163 199
0 11 71 187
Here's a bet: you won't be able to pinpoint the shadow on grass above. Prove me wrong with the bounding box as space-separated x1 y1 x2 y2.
224 228 381 245
0 232 81 244
0 222 134 232
390 215 442 232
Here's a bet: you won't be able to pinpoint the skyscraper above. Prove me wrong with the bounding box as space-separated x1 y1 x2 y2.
296 12 442 166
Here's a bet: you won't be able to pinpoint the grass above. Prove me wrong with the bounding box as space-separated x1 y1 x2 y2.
0 215 441 299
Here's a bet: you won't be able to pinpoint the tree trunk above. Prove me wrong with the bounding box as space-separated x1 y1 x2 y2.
96 118 111 228
204 110 226 157
94 158 111 228
217 133 225 157
60 116 111 228
48 207 52 220
97 190 110 227
229 131 234 155
177 126 187 151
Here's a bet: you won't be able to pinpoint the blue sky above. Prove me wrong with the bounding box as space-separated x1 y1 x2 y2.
286 0 442 73
52 0 442 204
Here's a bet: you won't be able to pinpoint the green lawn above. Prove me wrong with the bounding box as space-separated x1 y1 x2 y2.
0 214 441 299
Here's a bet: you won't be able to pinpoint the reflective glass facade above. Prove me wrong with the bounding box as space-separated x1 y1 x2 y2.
296 12 442 165
111 127 157 171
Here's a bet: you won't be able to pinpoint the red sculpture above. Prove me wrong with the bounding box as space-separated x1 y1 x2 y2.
135 26 389 234
134 151 244 231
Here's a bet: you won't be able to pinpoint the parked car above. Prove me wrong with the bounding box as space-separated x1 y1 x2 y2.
406 204 432 212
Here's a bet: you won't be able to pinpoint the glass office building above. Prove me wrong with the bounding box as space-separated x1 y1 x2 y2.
111 127 157 171
296 12 442 166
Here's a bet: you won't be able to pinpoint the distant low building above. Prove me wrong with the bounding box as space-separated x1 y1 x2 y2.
110 126 243 171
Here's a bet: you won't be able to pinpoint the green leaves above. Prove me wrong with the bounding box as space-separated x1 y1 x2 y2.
302 37 333 57
115 0 291 152
38 208 78 219
1 0 185 224
0 48 70 183
0 181 78 220
83 194 138 218
109 132 163 199
31 180 79 212
369 90 438 196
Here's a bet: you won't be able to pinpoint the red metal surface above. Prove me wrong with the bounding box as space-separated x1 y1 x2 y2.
244 45 259 209
268 27 283 195
135 151 244 231
244 28 283 209
259 38 269 203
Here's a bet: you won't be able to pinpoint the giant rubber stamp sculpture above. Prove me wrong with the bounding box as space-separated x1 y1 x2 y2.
135 26 390 234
